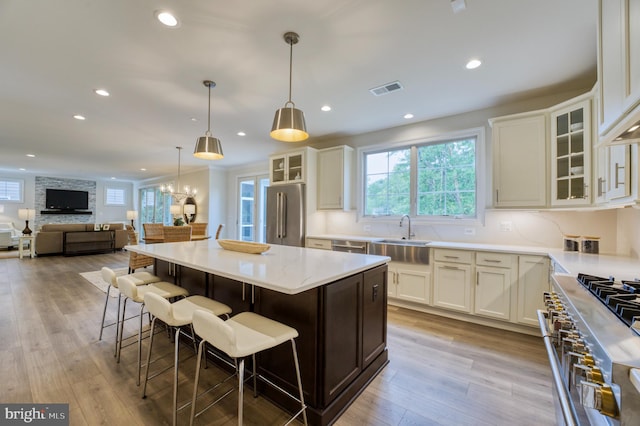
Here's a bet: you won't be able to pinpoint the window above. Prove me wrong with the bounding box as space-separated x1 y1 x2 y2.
105 187 126 206
139 187 171 238
363 131 482 220
238 175 269 242
0 178 24 202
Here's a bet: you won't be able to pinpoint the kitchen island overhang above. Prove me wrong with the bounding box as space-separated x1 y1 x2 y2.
126 239 391 426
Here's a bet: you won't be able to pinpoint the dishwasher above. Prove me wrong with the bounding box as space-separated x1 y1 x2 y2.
331 239 368 254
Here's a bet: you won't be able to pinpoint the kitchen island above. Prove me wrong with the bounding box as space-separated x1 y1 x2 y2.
126 239 390 426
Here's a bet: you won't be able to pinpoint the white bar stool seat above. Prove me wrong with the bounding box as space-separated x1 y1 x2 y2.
189 311 307 426
141 292 232 426
98 267 161 348
116 276 189 385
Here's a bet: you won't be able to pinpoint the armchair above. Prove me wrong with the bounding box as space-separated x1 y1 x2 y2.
0 222 24 249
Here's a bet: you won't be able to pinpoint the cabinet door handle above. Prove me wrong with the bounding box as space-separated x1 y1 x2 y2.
483 259 502 263
496 189 499 203
615 162 625 188
444 255 459 259
442 265 460 270
372 284 379 301
477 271 480 285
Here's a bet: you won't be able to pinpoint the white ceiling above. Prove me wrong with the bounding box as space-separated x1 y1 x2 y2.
0 0 597 182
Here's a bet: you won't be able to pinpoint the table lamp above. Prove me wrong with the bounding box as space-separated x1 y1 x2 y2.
126 210 138 230
183 204 195 224
18 208 35 235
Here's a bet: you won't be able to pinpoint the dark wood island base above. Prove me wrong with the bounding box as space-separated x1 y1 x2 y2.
155 259 388 426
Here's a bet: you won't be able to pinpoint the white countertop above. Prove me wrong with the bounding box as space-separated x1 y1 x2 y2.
126 239 390 295
309 234 640 281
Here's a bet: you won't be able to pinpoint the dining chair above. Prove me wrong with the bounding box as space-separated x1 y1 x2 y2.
163 226 192 242
143 223 164 243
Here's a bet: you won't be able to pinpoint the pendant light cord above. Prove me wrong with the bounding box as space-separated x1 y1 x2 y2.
207 83 212 135
288 38 293 105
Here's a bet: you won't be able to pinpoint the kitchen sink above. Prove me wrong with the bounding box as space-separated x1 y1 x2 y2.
368 239 430 264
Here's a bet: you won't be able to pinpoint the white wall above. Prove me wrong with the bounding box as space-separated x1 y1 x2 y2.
0 172 134 230
616 207 640 258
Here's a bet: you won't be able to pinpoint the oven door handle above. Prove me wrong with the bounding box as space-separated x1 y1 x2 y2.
537 310 579 426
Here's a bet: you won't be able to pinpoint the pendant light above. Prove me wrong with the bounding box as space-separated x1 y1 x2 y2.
270 31 308 142
194 80 224 160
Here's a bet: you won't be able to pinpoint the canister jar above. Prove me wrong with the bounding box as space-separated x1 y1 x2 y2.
563 235 580 252
582 236 600 254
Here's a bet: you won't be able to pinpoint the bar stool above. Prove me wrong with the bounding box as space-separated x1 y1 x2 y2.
98 267 161 349
189 310 307 426
116 276 190 385
141 292 232 426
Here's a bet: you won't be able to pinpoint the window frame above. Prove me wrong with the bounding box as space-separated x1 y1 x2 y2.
357 127 485 225
0 178 24 203
104 185 126 206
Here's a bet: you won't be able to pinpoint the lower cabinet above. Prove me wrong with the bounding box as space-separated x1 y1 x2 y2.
517 255 550 326
387 261 431 304
433 249 473 313
473 252 517 321
391 249 550 332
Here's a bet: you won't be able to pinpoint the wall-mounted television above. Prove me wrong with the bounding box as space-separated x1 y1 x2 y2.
46 188 89 210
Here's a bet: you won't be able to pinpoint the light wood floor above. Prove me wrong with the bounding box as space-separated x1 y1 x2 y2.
0 252 556 425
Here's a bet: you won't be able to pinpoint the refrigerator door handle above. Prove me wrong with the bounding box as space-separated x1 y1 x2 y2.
276 192 282 238
280 192 287 238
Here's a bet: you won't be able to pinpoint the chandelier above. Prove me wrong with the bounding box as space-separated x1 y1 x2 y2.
161 146 197 202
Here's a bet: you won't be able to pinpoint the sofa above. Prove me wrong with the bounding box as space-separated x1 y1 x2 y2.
35 223 128 255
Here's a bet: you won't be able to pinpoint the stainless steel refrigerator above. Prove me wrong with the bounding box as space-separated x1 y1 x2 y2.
266 183 306 247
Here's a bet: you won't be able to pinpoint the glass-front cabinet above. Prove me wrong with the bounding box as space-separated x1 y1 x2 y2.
551 98 591 206
269 147 316 185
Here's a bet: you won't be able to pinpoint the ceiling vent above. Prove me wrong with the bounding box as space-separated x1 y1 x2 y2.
369 81 404 96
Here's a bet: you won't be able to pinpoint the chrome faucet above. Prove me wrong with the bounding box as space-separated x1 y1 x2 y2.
399 214 415 240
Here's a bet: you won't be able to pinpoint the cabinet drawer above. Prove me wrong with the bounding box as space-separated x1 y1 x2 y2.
476 252 514 268
433 249 473 264
306 238 332 250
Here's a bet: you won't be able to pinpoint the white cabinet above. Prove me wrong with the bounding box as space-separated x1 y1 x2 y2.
387 261 431 304
608 144 631 200
306 237 332 250
490 112 547 207
517 255 550 326
598 0 625 136
269 147 317 185
317 145 354 210
550 98 592 206
597 0 640 138
473 252 516 321
433 249 473 313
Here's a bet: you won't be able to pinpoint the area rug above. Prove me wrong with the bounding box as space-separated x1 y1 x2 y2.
79 268 127 298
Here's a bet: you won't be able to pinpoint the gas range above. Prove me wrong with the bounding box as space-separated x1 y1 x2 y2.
576 273 640 332
539 273 640 425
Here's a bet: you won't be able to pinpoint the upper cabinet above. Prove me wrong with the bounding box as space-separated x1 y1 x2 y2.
550 98 592 206
597 0 640 141
269 147 317 185
317 145 354 210
490 112 547 208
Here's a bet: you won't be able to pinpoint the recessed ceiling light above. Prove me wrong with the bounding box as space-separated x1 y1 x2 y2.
191 117 197 122
140 168 147 171
321 105 332 112
404 113 414 119
110 177 116 180
19 168 26 171
627 125 640 133
237 131 246 136
26 154 35 158
466 59 482 69
156 11 179 27
73 115 86 120
94 89 110 97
